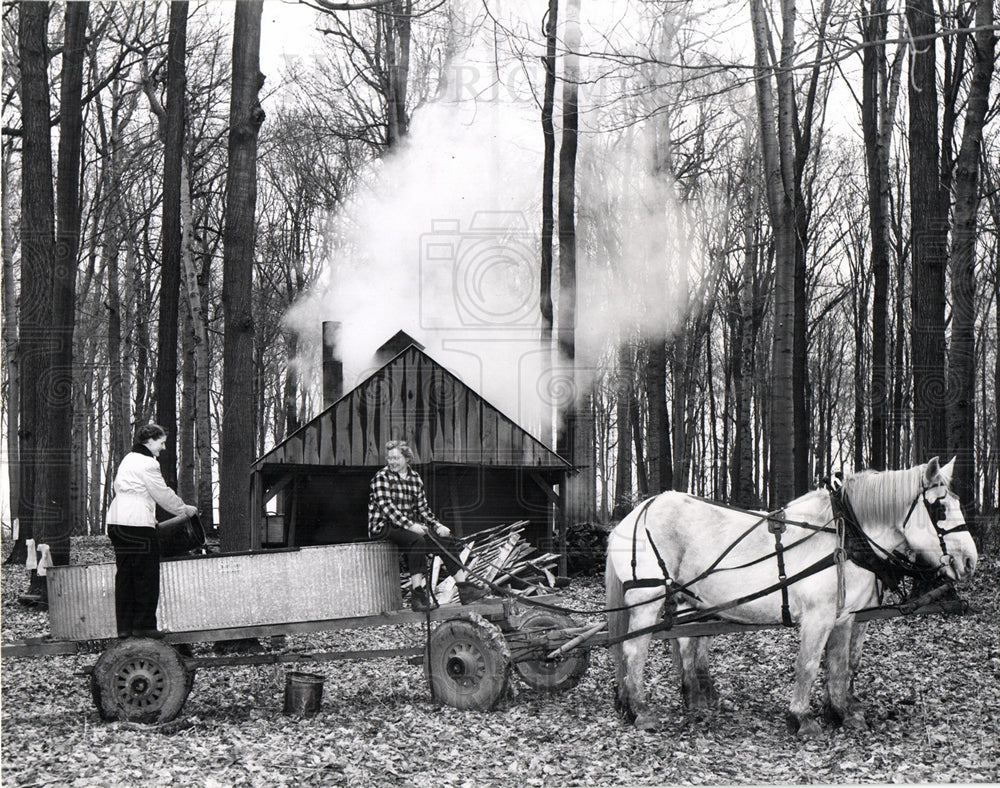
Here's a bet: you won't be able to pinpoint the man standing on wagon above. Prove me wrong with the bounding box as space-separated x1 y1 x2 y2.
368 440 486 611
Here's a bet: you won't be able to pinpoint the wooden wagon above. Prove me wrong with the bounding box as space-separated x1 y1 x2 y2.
0 536 967 724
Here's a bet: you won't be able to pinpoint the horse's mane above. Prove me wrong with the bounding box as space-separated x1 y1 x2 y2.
841 465 930 530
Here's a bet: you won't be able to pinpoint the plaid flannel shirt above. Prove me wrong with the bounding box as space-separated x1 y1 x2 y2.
367 466 441 538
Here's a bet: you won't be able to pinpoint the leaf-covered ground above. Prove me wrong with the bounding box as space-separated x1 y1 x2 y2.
2 537 998 786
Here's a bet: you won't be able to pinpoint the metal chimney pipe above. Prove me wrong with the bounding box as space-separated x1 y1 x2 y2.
322 321 343 410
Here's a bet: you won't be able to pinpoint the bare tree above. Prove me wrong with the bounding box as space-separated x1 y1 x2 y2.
906 0 950 463
861 0 904 470
154 1 188 488
947 0 996 509
539 0 557 351
220 0 265 551
18 0 56 597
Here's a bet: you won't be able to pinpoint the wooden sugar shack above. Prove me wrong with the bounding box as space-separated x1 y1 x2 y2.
249 330 573 553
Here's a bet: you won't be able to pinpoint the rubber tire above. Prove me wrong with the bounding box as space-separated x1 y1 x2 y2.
425 614 510 711
511 609 590 692
91 638 192 723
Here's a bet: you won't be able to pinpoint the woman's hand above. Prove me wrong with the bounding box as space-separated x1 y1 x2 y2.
434 524 451 538
409 524 429 536
184 505 198 517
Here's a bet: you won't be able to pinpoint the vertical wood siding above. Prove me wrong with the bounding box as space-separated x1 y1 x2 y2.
256 346 568 470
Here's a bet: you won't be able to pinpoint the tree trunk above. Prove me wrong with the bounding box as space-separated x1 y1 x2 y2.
612 339 634 517
382 0 411 147
631 371 648 497
556 0 593 532
556 0 580 456
99 88 133 479
707 333 721 498
750 0 797 505
645 338 672 493
156 0 188 488
539 0 557 350
179 157 211 510
48 0 89 556
891 214 907 469
18 1 56 595
862 0 891 470
220 0 265 552
732 175 760 508
282 332 300 438
196 235 215 529
947 0 995 511
995 243 1000 512
2 144 22 563
986 163 1000 511
179 305 197 503
907 0 949 463
670 337 687 492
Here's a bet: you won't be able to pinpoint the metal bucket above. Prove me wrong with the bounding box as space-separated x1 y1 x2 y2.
283 671 324 716
157 513 206 558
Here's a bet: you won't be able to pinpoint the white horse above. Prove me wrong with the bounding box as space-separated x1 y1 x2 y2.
606 458 978 735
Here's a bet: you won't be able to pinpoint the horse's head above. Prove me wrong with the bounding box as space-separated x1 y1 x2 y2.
899 457 978 581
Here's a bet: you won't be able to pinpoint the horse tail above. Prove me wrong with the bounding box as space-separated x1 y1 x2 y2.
606 548 626 695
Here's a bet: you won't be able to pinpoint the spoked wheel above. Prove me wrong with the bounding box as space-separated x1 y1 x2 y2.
511 609 590 692
425 614 510 711
91 639 192 723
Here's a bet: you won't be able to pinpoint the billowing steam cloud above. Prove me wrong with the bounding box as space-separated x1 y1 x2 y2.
283 5 698 443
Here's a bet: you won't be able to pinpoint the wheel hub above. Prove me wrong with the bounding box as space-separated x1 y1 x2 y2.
115 659 166 706
444 643 485 685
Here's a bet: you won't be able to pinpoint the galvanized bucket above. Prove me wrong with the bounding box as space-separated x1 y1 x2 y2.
283 671 324 716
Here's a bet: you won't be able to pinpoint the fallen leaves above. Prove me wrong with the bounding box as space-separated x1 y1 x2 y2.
2 537 999 786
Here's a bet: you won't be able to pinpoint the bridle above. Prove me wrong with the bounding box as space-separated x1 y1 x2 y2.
899 482 970 561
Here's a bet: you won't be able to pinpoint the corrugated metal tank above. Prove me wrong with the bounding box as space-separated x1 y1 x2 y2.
47 542 403 641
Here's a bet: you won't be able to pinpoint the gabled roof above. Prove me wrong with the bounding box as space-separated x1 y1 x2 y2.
254 344 571 470
374 330 424 365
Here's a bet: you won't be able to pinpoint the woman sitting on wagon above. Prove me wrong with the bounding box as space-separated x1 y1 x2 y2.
368 440 486 611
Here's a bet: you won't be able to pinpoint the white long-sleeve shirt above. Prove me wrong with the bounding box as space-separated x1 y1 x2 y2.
106 451 188 528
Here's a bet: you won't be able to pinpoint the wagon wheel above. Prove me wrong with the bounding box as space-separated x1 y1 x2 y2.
511 609 590 692
424 614 510 711
91 639 192 724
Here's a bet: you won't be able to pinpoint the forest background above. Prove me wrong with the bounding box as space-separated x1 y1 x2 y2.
1 0 998 583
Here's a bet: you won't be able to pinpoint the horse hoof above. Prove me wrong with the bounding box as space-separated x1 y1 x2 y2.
843 712 868 732
796 718 823 739
787 712 822 738
634 713 660 732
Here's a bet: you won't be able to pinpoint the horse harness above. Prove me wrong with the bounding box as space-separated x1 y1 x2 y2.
831 481 970 588
621 496 836 628
622 499 701 613
899 483 971 556
618 482 966 630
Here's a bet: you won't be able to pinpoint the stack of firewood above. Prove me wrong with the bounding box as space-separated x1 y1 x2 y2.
428 521 561 604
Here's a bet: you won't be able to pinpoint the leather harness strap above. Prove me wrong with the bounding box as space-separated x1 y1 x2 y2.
622 498 699 601
768 516 794 626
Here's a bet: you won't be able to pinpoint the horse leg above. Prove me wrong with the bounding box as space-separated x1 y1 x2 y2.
694 637 718 707
787 616 834 738
846 620 870 714
823 617 867 731
672 637 701 711
617 595 664 731
674 636 716 713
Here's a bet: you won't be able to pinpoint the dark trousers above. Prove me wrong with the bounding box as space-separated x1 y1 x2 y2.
386 528 466 577
108 524 160 635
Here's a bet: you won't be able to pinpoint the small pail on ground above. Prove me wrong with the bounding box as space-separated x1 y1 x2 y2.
157 513 206 557
283 671 324 716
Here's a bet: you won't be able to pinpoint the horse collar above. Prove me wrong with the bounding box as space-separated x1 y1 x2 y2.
829 488 907 591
